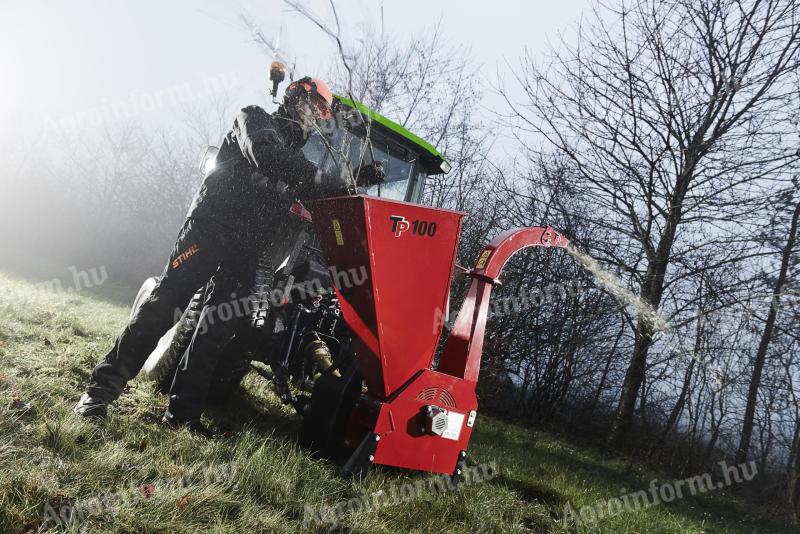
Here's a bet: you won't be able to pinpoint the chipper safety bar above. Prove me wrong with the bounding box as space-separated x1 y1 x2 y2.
304 195 569 478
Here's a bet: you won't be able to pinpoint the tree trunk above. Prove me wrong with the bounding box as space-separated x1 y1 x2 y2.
736 200 800 464
609 321 653 444
608 157 697 445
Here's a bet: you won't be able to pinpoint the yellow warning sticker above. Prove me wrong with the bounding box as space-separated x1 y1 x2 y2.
332 219 344 246
475 249 492 269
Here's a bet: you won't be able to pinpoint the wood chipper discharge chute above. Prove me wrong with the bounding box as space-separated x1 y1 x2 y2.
303 194 570 478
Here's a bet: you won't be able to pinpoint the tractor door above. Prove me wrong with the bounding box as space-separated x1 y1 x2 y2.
306 128 428 205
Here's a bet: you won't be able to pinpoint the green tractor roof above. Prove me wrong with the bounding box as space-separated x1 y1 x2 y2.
332 94 450 175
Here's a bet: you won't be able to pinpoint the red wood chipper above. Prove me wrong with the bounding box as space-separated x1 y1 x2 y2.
301 194 569 478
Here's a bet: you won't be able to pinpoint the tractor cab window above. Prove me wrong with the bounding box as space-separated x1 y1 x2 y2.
357 141 415 202
308 126 426 204
338 131 417 202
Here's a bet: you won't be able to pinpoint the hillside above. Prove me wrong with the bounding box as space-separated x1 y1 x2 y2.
0 271 792 533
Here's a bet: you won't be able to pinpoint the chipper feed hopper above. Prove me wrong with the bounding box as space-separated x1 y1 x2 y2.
302 194 569 478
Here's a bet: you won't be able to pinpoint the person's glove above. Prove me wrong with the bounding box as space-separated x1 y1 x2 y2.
354 161 386 187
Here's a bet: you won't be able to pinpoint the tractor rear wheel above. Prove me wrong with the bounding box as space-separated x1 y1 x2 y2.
142 286 207 393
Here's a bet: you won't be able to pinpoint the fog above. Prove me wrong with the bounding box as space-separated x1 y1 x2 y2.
0 0 588 297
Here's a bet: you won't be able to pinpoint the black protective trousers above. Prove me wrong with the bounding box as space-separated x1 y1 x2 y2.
165 255 258 420
87 217 243 404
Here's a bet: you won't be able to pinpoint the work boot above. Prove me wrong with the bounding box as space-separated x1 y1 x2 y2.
73 393 108 419
161 410 213 438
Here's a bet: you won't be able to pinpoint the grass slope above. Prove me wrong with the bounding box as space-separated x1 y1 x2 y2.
0 271 792 533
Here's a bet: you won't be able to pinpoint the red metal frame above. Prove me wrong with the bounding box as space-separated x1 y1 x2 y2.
309 196 570 475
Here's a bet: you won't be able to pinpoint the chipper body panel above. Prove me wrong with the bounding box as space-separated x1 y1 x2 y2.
307 195 570 477
310 195 464 398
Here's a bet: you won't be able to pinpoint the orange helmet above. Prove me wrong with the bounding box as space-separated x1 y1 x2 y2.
285 77 334 120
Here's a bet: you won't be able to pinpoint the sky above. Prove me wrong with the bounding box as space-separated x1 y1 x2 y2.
0 0 591 169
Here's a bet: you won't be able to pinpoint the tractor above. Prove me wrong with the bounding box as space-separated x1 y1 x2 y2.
131 92 570 479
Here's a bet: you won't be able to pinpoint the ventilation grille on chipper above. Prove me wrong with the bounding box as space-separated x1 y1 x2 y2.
416 387 456 408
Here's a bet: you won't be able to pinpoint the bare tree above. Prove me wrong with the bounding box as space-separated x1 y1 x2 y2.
501 0 800 444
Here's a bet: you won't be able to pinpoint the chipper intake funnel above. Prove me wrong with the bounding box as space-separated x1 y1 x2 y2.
309 195 464 398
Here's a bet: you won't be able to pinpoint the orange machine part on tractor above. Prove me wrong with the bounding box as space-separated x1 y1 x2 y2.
306 195 570 478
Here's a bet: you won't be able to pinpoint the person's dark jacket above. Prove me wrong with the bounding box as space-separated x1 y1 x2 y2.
186 105 340 238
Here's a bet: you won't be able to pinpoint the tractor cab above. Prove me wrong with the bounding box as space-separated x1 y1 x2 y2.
301 94 450 205
197 93 449 205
